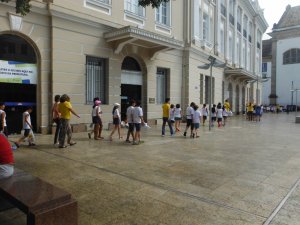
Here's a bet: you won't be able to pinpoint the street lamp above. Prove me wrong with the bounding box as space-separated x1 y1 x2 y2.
198 56 226 131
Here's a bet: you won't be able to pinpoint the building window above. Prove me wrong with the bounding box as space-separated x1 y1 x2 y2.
237 6 242 32
262 62 267 72
200 0 214 44
200 74 204 104
242 39 246 68
248 21 252 43
283 49 300 65
228 29 233 61
257 29 262 49
125 0 145 17
85 0 111 14
229 0 234 25
243 15 248 38
156 68 168 104
236 34 241 65
156 1 171 26
220 0 226 17
247 43 251 71
219 18 225 54
86 56 107 104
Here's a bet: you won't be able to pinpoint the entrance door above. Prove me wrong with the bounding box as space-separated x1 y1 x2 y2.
121 57 143 121
0 34 37 134
121 84 141 121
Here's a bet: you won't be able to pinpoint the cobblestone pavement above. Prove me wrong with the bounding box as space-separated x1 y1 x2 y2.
1 113 300 225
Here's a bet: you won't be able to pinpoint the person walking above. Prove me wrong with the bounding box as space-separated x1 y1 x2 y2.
192 105 201 138
0 134 14 179
125 99 136 143
58 94 80 148
161 98 173 137
0 102 8 137
174 104 182 132
201 104 208 126
222 105 228 126
247 102 254 121
91 100 103 140
132 101 144 145
216 103 223 128
211 104 217 127
183 102 195 137
15 107 35 147
52 95 61 145
169 104 175 135
109 103 122 141
224 99 231 112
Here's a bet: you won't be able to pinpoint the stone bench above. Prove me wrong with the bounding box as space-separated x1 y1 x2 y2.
0 169 78 225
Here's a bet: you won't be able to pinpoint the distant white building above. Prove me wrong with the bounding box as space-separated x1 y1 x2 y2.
263 5 300 106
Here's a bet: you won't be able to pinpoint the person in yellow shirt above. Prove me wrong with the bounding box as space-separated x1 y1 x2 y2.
224 99 231 112
247 102 254 121
58 94 80 148
162 98 174 136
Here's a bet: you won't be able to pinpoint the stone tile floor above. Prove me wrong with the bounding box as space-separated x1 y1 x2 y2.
1 113 300 225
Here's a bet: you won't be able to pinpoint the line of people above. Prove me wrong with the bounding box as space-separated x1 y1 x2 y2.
161 98 232 139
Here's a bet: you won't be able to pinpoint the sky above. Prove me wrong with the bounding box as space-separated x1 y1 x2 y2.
259 0 300 39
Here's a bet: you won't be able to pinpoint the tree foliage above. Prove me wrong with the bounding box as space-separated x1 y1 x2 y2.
0 0 31 16
138 0 170 8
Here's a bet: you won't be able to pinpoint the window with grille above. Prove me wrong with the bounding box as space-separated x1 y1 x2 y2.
156 68 168 104
86 56 107 104
283 49 300 65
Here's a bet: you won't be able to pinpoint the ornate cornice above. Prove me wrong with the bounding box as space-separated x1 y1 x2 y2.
104 26 184 49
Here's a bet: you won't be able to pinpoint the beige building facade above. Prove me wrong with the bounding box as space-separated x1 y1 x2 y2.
0 0 267 134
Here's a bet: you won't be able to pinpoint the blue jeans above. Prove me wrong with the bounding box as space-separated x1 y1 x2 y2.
162 117 174 135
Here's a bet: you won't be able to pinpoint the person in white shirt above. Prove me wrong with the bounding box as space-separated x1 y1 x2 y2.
184 102 195 137
201 104 208 126
132 101 144 145
169 104 175 136
174 104 182 132
125 99 136 143
211 104 217 127
192 105 201 138
109 103 122 141
15 107 35 147
222 105 228 126
216 103 223 128
91 100 103 140
0 102 8 137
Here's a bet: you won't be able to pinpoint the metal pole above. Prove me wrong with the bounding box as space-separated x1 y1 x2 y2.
209 63 213 131
296 89 298 118
291 81 294 106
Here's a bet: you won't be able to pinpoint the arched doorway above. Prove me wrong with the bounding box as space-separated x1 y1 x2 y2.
242 86 246 114
120 56 142 121
235 85 240 114
0 34 38 134
228 83 233 108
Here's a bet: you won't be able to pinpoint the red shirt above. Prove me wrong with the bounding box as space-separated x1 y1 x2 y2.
0 134 14 164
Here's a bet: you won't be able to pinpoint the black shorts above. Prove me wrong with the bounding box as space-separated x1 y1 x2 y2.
217 118 222 122
186 119 194 130
128 123 134 132
211 117 216 121
92 116 103 126
203 116 207 120
113 118 120 125
134 123 141 131
24 129 31 137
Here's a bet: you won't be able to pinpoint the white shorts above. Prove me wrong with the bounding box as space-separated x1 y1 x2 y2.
0 164 14 179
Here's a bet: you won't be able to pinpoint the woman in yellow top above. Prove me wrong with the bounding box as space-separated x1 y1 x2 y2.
161 98 174 136
224 99 231 112
247 102 254 121
58 94 80 148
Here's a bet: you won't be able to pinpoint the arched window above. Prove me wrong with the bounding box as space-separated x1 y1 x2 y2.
283 48 300 65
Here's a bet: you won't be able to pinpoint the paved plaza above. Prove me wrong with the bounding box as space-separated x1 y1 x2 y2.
1 113 300 225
